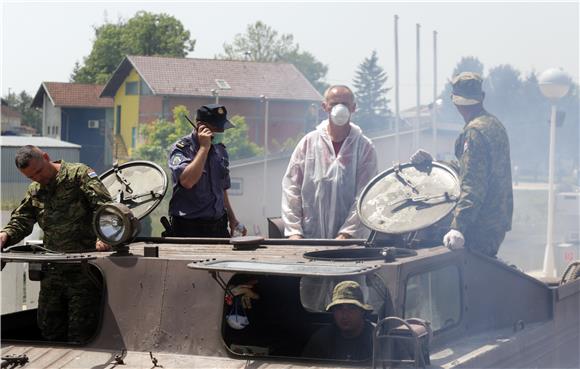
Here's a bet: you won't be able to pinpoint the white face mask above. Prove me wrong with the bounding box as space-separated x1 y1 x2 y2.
330 104 351 126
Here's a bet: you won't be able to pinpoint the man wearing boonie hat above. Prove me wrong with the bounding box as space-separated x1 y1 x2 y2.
168 104 247 237
302 280 374 361
410 72 513 257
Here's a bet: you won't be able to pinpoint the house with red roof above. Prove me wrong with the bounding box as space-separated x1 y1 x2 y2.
32 82 114 173
99 55 322 157
1 98 24 135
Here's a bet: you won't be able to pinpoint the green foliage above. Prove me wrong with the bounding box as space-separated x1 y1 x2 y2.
3 90 42 133
352 50 392 132
219 21 328 93
223 116 264 160
71 11 196 84
133 106 263 165
270 133 305 154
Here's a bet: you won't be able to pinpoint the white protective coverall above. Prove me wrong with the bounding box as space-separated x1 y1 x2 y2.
281 120 378 238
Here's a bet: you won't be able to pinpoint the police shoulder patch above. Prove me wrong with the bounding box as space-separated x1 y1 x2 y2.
171 154 184 166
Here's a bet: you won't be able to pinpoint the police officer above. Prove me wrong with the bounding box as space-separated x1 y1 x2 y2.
168 104 247 237
411 72 513 257
0 145 112 342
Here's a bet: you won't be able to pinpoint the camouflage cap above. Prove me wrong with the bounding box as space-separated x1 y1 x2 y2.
326 281 373 312
451 72 484 106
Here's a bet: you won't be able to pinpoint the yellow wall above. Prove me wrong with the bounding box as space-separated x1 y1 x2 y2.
113 69 141 155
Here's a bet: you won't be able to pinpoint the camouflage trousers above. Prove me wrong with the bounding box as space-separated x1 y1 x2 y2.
37 264 102 343
465 228 507 257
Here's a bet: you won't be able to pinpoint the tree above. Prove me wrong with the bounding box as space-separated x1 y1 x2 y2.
3 90 42 133
71 11 196 84
219 21 329 93
352 50 392 132
133 106 263 165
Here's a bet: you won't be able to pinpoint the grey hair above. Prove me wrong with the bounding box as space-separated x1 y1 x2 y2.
323 85 355 102
15 145 44 169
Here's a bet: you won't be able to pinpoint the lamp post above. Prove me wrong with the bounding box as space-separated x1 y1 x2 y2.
211 89 219 104
538 68 571 278
260 95 270 219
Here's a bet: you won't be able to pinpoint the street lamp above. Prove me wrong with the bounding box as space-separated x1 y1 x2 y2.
538 68 571 278
260 95 270 218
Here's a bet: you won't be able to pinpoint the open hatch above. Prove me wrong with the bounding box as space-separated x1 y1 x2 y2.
188 259 392 363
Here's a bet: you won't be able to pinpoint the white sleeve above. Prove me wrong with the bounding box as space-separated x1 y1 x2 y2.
337 140 378 237
281 141 307 237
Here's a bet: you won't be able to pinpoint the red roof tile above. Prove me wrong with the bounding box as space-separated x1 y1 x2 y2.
34 82 113 108
102 56 322 101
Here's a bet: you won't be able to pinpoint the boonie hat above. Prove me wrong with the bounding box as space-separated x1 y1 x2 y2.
196 104 235 130
326 280 373 312
451 72 484 106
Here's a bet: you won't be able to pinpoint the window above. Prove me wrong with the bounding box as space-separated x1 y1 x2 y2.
140 80 152 96
125 81 138 95
88 120 99 129
219 272 390 362
1 261 105 345
404 265 461 332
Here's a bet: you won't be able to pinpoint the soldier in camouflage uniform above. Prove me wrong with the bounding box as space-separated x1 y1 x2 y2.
0 145 112 342
411 72 513 257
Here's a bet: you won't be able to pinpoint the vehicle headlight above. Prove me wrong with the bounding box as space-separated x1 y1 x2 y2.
93 203 140 246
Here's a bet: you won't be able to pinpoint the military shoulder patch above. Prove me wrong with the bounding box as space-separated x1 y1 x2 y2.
87 169 98 178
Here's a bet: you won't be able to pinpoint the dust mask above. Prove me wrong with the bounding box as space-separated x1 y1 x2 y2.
330 104 350 126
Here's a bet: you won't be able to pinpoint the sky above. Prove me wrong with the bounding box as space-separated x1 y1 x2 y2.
1 1 579 109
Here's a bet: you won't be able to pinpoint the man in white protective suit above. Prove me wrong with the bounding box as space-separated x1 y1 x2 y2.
281 85 378 239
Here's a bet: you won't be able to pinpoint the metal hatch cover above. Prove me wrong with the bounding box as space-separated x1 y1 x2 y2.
99 161 168 220
187 260 381 277
357 162 460 234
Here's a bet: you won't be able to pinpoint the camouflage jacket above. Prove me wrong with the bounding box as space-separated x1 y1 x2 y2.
450 112 513 236
2 161 112 252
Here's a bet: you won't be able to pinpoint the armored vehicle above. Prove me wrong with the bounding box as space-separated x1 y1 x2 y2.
1 161 579 368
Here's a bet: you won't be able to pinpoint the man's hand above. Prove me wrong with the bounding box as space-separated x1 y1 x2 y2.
410 149 433 165
336 233 351 240
443 230 465 250
289 234 304 240
229 221 247 236
197 124 213 149
96 240 112 252
0 232 8 250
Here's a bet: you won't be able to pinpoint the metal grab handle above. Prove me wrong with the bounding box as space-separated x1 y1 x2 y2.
393 165 420 194
387 192 457 207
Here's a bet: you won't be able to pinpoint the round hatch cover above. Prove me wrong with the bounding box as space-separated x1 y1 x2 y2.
99 161 168 220
357 162 460 234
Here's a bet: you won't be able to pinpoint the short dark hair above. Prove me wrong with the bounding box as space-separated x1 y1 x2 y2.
15 145 43 169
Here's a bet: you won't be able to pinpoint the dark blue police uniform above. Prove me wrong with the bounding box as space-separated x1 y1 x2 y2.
167 104 234 237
